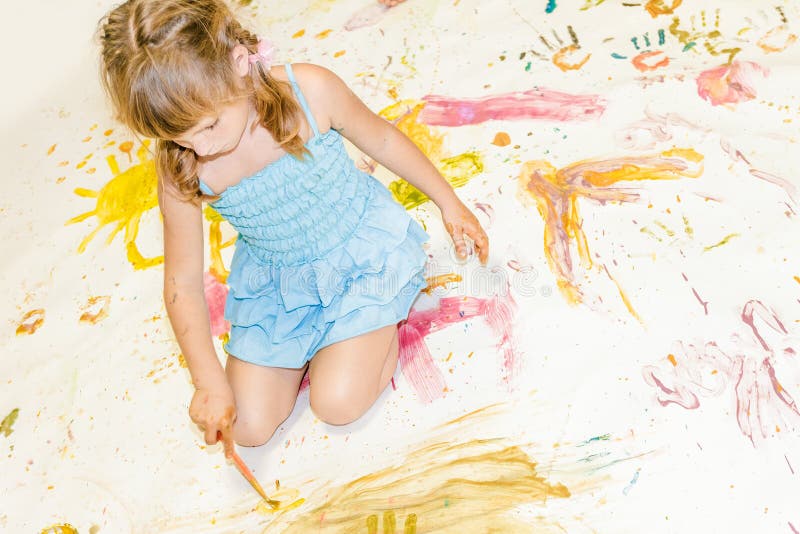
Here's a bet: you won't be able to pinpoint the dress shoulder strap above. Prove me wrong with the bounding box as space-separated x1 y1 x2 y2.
284 63 320 138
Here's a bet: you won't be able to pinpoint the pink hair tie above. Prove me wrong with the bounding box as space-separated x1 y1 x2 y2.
248 39 276 69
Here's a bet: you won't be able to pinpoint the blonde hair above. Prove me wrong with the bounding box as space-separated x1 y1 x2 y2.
99 0 306 203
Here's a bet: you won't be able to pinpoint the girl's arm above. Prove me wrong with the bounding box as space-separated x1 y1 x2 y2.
158 179 235 457
296 64 489 264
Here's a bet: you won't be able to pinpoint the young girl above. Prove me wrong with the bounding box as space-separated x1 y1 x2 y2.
99 0 488 458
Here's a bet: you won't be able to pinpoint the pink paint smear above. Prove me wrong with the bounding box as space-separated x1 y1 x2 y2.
204 272 230 336
696 61 768 107
418 89 606 126
643 300 799 446
298 292 521 402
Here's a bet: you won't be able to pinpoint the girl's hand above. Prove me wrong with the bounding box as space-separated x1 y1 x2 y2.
189 384 237 458
440 199 489 265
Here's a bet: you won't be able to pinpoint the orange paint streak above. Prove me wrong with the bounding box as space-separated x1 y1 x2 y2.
632 50 670 72
292 29 305 38
47 144 57 155
552 45 591 72
103 129 113 136
644 0 682 17
316 29 333 39
16 309 45 335
667 353 677 366
118 141 135 162
79 296 111 324
793 275 800 284
422 273 463 294
333 50 346 58
757 25 797 53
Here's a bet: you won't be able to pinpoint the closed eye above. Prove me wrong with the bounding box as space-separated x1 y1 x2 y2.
206 119 220 131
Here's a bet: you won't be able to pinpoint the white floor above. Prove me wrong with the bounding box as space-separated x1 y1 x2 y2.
3 1 800 532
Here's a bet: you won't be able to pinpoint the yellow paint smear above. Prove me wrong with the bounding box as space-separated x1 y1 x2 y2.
1 408 19 437
379 101 484 209
40 525 77 534
65 140 163 270
281 439 571 533
703 233 739 252
79 296 111 324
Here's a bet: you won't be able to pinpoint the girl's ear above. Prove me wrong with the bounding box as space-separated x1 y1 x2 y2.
231 44 250 77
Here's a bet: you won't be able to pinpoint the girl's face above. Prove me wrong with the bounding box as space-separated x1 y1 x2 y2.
172 97 252 158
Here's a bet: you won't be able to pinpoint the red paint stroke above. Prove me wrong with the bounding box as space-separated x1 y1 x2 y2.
642 300 800 446
418 89 606 126
398 292 521 403
682 273 709 315
696 61 768 106
204 272 230 337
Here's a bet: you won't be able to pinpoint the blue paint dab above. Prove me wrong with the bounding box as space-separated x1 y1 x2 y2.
611 52 627 59
545 0 557 13
683 42 697 52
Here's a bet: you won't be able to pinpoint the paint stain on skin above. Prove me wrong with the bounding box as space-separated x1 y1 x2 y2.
1 408 19 437
643 300 799 445
379 101 484 209
418 89 605 126
279 439 571 533
696 61 767 106
79 296 111 324
492 132 511 146
66 140 163 270
204 272 231 337
517 149 703 307
40 525 78 534
398 293 521 402
422 273 463 294
16 309 45 335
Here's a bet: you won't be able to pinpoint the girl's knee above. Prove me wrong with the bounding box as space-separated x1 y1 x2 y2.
233 418 279 447
309 385 371 426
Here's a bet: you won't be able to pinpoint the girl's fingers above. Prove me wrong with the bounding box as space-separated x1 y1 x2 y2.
447 222 467 259
204 424 219 446
219 417 235 458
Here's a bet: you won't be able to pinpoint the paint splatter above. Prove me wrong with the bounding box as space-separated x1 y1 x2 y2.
517 149 703 306
399 292 521 402
417 88 606 126
66 140 163 270
545 0 557 14
622 469 641 495
643 300 800 445
79 295 111 324
280 439 571 533
1 408 19 437
644 0 682 17
492 132 511 146
16 309 45 335
696 61 767 106
669 9 741 63
703 233 739 252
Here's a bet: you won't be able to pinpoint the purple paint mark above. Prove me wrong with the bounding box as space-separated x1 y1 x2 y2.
789 522 799 534
344 3 388 31
750 169 798 206
786 454 795 475
418 89 606 126
643 300 800 446
681 272 709 314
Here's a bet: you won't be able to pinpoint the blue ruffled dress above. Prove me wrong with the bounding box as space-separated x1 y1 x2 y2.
198 64 430 368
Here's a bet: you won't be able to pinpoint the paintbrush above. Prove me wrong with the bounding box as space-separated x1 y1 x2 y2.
229 448 280 509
